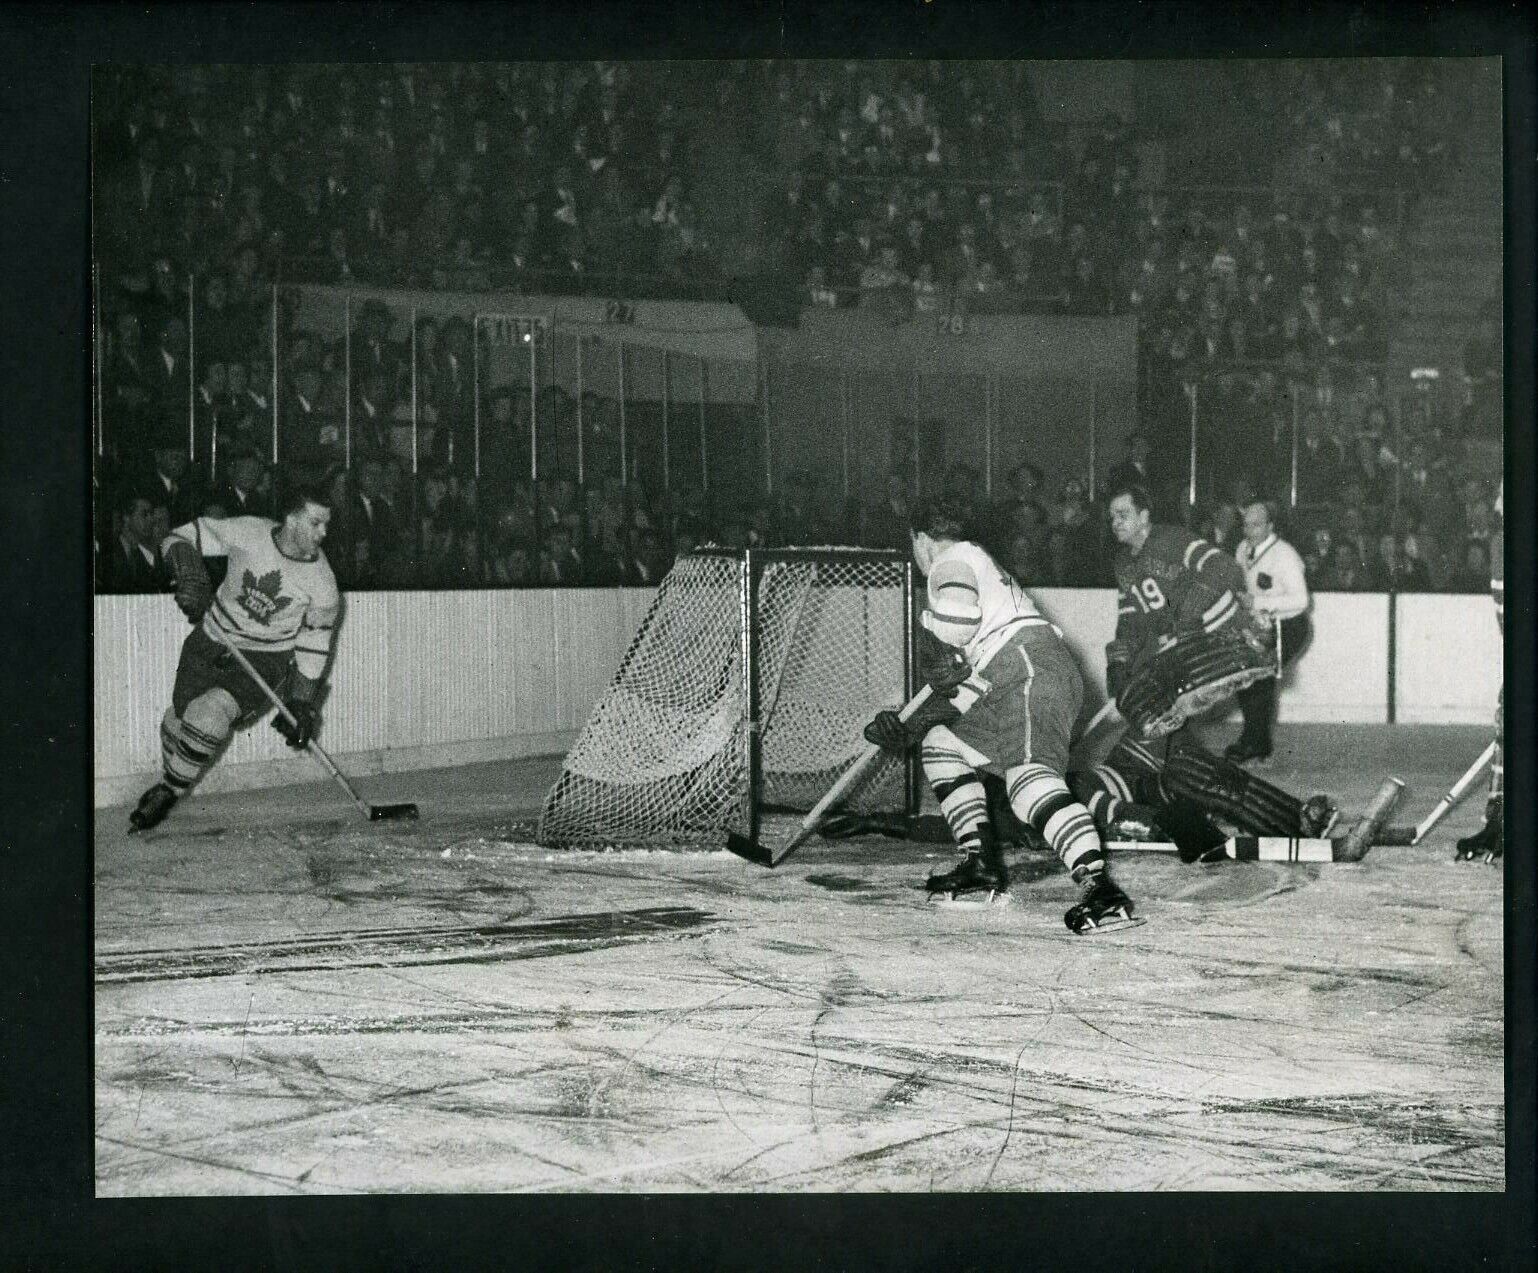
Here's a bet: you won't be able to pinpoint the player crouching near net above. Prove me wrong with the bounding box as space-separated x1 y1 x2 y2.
1068 483 1337 861
860 498 1137 935
128 485 340 833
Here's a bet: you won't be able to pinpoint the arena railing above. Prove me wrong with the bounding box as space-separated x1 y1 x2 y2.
92 277 1489 597
273 256 743 306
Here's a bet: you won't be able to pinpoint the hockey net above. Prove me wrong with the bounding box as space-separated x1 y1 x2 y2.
538 549 912 847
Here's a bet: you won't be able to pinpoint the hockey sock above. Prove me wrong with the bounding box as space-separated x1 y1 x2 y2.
922 742 989 855
161 692 238 794
1008 763 1103 876
1071 763 1136 829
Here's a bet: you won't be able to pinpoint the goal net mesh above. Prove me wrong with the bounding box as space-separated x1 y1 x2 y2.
538 550 909 847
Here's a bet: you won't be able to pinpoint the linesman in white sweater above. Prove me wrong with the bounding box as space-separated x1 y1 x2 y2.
1226 498 1310 765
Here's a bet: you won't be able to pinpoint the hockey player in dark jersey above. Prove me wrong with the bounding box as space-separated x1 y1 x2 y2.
128 484 341 833
1069 483 1337 857
1456 485 1503 863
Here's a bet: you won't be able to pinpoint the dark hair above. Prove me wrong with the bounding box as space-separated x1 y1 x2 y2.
118 487 154 516
908 496 972 542
279 483 331 519
1106 482 1152 515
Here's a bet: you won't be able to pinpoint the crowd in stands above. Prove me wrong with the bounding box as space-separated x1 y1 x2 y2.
94 59 1498 599
95 63 731 297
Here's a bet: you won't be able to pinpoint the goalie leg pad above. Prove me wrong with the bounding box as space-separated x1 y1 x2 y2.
1162 742 1303 835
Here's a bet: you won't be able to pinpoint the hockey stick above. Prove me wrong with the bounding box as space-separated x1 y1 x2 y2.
1083 697 1121 739
1409 740 1497 845
210 626 419 823
727 685 935 868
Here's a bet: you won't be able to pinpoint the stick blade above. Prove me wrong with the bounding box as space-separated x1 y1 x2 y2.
369 803 420 822
726 832 773 867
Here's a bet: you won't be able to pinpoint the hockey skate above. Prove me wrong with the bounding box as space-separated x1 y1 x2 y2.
926 833 1009 908
1064 870 1141 934
128 782 178 834
1455 797 1503 864
1299 794 1339 839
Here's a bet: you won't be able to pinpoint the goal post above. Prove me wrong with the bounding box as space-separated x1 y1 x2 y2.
538 547 918 848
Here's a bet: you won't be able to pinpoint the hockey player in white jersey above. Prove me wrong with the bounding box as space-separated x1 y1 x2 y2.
128 484 341 833
862 498 1136 934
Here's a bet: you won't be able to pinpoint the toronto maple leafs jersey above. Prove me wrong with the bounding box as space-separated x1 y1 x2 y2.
1111 525 1246 667
165 516 340 680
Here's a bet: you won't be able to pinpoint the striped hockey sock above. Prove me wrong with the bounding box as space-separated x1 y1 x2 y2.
160 708 227 794
922 741 989 855
1009 763 1104 879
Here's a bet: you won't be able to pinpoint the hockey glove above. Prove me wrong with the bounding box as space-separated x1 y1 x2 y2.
863 695 962 754
272 672 322 750
273 702 318 750
917 625 971 698
165 540 213 624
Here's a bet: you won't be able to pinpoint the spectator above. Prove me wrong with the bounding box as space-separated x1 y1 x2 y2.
135 427 203 527
1451 540 1491 594
1295 410 1343 507
1302 524 1334 581
624 528 670 585
343 455 401 586
352 370 397 459
1106 431 1153 496
484 509 535 586
1320 540 1369 591
104 490 167 593
1371 530 1429 590
863 473 913 551
213 449 272 519
539 524 584 585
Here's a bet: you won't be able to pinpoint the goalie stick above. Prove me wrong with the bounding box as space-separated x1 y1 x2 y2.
1408 740 1497 845
211 626 419 823
728 685 934 867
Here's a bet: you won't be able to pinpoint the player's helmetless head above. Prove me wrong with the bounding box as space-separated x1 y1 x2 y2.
277 485 332 558
908 498 968 572
1107 488 1151 550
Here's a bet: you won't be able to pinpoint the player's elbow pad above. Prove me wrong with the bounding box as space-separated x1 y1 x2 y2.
1201 590 1239 632
922 604 978 648
924 560 982 647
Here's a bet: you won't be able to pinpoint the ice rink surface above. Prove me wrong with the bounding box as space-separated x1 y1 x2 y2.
94 724 1506 1195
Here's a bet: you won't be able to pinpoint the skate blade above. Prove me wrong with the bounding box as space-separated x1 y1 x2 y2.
929 889 1011 910
1072 912 1145 936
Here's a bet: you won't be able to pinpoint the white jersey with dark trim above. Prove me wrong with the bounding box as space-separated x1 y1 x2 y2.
921 539 1054 674
1237 532 1309 621
163 515 340 680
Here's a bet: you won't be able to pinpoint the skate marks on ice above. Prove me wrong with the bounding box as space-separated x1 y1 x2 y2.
94 763 1504 1193
96 907 719 984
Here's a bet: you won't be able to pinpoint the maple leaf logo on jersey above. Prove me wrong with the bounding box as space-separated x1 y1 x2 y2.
236 568 293 625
